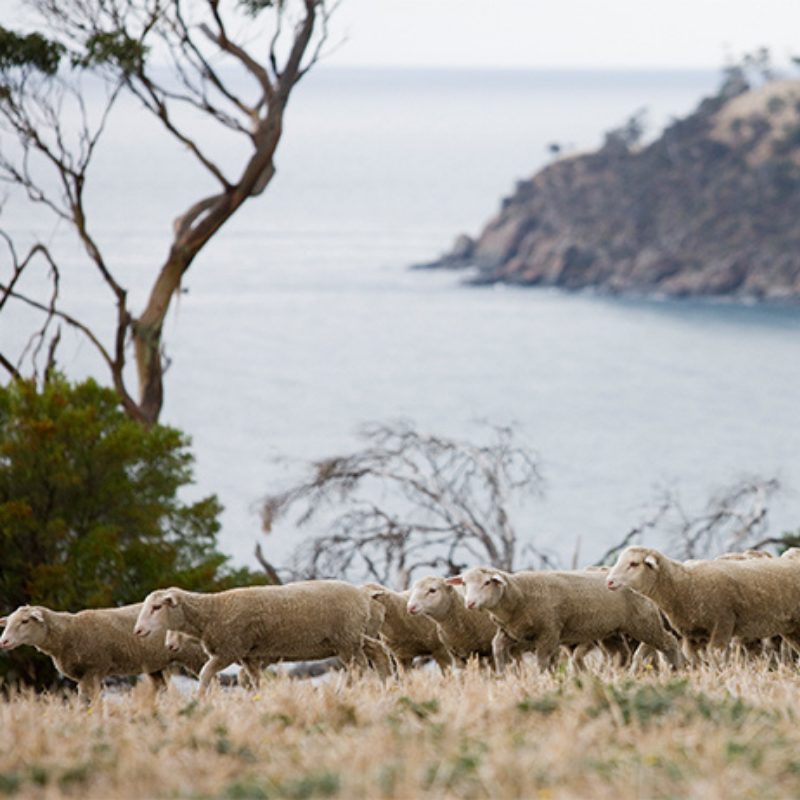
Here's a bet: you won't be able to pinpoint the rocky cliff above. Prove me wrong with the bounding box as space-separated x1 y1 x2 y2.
422 79 800 301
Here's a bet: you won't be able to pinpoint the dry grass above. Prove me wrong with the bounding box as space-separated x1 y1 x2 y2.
2 660 800 799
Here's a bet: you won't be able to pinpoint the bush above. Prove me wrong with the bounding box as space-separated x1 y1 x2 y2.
0 375 266 689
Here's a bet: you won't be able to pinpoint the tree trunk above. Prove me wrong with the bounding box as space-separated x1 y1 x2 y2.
131 109 284 424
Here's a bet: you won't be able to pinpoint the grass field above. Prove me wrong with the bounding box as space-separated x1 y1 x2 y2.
2 661 800 799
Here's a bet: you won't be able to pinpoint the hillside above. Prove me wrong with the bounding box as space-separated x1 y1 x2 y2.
422 78 800 301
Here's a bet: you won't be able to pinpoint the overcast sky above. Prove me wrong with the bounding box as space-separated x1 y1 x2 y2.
325 0 800 70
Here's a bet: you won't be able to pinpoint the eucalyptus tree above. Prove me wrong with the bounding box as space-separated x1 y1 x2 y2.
0 0 331 424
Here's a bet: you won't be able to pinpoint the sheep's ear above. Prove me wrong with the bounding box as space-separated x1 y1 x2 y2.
31 608 45 622
644 555 658 569
163 592 180 607
0 617 7 626
490 573 507 586
445 576 464 586
369 588 386 599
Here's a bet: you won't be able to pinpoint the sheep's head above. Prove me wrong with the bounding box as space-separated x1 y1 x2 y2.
407 577 452 618
0 606 47 650
134 589 181 638
164 629 194 653
448 567 507 611
606 547 660 592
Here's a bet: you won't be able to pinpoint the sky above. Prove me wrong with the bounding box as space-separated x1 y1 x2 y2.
4 0 799 71
325 0 800 70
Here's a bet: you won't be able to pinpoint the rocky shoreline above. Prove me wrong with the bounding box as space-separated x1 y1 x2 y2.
420 77 800 302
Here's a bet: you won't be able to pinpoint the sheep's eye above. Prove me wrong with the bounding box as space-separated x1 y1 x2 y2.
151 604 161 613
428 588 437 595
20 618 29 625
629 562 639 569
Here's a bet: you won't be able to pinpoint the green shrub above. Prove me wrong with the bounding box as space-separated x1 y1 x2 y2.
0 375 267 689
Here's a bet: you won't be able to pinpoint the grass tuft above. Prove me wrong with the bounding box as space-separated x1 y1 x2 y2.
2 663 800 797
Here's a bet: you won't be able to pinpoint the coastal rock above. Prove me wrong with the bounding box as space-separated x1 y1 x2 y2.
423 79 800 301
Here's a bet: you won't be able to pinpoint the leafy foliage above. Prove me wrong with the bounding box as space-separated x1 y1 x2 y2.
0 27 64 75
0 375 266 688
72 31 147 74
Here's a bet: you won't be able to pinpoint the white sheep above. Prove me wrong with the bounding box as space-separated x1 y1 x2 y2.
135 581 388 693
715 549 774 561
0 603 205 700
606 545 800 667
406 576 500 669
451 566 684 674
362 583 453 674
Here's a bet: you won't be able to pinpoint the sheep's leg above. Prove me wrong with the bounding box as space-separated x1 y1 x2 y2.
337 642 371 678
629 619 684 671
491 629 517 675
629 643 659 672
77 676 102 704
570 642 594 672
534 632 561 674
198 654 230 695
394 656 413 676
147 670 169 694
239 657 264 691
362 636 394 680
708 621 736 669
432 650 454 675
779 632 800 663
601 635 634 669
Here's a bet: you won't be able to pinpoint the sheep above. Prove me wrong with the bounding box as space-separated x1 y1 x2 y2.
606 545 800 667
0 603 204 700
134 581 389 693
362 583 453 674
406 576 500 669
715 549 774 561
165 629 264 688
450 566 684 674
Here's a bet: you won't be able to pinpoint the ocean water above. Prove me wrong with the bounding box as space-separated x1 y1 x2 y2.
4 67 800 574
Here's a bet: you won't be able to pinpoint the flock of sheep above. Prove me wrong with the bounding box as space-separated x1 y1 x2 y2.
3 544 800 701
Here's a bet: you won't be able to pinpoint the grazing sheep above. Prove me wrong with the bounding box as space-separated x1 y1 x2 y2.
716 549 774 561
164 629 211 674
606 545 800 667
135 581 388 693
406 576 500 669
0 603 202 700
362 583 453 674
165 630 265 687
450 566 684 674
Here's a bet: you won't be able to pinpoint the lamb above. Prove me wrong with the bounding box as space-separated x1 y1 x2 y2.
0 603 205 700
606 545 800 667
450 566 684 674
362 583 453 674
406 576 500 669
135 581 389 693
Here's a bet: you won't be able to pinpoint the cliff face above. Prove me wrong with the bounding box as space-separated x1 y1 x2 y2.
424 79 800 301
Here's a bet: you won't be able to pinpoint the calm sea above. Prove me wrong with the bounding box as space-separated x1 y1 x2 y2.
4 67 800 573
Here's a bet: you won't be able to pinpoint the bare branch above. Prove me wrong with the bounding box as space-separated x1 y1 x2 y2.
601 476 782 564
1 0 332 423
261 421 543 588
